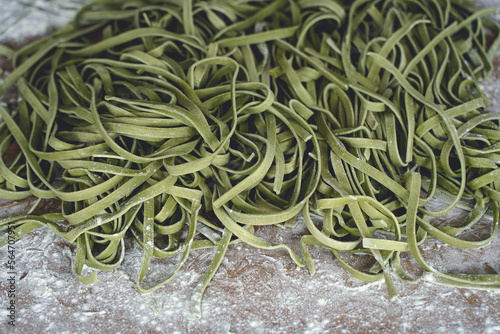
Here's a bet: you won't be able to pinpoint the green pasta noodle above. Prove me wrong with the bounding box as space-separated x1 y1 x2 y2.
0 0 499 315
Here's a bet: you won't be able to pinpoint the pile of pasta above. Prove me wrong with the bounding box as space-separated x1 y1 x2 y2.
1 0 500 315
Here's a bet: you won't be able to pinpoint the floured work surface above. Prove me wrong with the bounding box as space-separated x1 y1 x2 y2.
0 1 500 333
0 198 499 333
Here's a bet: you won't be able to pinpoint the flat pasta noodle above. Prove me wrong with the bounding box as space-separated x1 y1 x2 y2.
0 0 499 316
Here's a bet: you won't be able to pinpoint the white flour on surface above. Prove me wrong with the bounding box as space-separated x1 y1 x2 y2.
0 205 499 333
0 0 92 44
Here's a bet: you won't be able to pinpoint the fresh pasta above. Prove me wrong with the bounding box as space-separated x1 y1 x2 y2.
0 0 499 316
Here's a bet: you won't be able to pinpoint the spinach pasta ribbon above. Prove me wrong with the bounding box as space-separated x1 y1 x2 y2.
0 0 500 315
284 0 500 293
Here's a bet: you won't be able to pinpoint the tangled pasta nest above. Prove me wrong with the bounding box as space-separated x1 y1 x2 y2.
1 0 500 315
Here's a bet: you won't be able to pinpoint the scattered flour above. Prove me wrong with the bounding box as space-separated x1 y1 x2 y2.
0 212 499 333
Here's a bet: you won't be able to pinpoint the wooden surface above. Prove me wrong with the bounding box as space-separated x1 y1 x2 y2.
1 1 500 333
0 200 499 333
